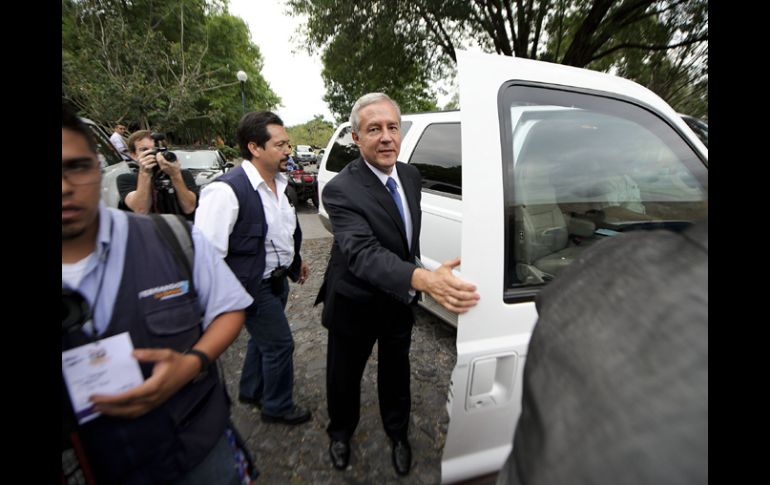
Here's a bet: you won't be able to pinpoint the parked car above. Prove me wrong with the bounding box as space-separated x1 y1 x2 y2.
286 168 319 207
96 141 231 209
79 117 134 208
293 144 317 165
169 147 230 188
316 50 708 483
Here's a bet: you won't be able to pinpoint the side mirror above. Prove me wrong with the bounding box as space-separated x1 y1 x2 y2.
223 162 234 172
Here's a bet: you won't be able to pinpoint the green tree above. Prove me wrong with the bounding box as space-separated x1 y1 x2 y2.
62 0 280 143
290 0 442 121
286 115 335 149
289 0 707 116
187 12 281 144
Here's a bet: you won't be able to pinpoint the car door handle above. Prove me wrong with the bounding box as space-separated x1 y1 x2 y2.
466 353 518 411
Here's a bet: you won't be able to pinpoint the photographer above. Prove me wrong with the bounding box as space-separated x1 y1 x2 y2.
117 130 198 218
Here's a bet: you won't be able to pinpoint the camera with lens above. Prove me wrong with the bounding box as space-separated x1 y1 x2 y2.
148 132 178 193
149 132 177 178
269 266 288 295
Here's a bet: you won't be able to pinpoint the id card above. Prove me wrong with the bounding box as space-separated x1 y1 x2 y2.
61 332 145 424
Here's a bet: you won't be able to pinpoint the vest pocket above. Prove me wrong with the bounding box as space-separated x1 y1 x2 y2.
143 296 202 349
229 222 265 254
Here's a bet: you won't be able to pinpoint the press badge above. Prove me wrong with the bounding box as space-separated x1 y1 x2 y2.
61 332 145 424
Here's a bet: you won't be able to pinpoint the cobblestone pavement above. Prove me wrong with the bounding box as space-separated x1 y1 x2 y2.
218 236 459 484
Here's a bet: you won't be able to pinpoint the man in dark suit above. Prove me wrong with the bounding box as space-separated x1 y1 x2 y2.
315 92 480 476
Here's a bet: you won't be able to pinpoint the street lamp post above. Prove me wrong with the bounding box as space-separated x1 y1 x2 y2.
236 70 248 114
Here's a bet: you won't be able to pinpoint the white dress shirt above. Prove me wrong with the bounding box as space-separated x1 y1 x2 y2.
110 131 128 155
195 161 297 279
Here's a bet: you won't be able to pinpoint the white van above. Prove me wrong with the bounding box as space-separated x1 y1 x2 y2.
316 51 708 483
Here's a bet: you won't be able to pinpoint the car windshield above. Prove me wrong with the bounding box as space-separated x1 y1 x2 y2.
173 150 222 169
296 145 312 153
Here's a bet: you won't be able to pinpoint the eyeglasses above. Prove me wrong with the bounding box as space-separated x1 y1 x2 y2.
62 158 101 185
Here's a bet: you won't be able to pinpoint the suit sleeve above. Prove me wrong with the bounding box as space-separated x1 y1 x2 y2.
323 180 416 304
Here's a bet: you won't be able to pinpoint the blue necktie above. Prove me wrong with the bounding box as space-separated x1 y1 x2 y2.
385 177 406 224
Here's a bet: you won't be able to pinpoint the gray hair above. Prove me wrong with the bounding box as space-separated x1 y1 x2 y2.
349 92 401 134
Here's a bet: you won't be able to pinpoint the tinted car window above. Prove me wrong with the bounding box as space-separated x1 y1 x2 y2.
326 121 412 173
84 121 123 167
408 123 462 196
499 84 708 297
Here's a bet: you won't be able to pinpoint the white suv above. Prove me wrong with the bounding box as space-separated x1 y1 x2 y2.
293 144 317 165
316 51 708 483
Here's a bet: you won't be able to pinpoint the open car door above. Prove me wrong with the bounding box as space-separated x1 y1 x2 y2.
441 50 707 483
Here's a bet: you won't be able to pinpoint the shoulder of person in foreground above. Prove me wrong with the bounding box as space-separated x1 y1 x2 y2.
190 224 253 327
505 220 707 485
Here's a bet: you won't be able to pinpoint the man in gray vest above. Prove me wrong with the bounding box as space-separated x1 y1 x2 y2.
195 111 311 425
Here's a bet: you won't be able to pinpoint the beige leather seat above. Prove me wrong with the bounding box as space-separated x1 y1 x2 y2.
514 185 595 284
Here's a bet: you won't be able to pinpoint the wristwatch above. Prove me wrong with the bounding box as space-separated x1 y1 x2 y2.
184 348 210 383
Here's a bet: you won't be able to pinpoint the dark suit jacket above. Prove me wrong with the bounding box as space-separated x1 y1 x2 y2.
315 158 422 335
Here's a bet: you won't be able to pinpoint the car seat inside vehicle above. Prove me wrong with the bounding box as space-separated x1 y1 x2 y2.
510 118 601 285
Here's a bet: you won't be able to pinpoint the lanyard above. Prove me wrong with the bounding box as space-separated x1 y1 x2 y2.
83 219 113 339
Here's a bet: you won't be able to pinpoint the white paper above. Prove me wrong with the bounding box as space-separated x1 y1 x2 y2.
61 332 145 424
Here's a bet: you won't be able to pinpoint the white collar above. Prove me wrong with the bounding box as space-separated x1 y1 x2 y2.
242 160 287 190
364 159 402 188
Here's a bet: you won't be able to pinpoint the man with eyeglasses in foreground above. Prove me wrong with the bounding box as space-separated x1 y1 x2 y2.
62 102 256 484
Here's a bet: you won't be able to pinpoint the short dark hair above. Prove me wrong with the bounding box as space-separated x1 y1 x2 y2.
62 102 97 153
237 111 284 160
127 130 153 154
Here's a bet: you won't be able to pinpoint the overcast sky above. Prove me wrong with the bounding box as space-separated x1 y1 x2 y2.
227 0 334 127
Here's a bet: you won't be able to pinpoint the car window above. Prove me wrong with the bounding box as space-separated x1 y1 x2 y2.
408 123 462 196
85 123 123 167
174 150 223 169
499 84 708 298
325 121 412 173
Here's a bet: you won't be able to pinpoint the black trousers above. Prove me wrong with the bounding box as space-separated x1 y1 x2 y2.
326 323 412 443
